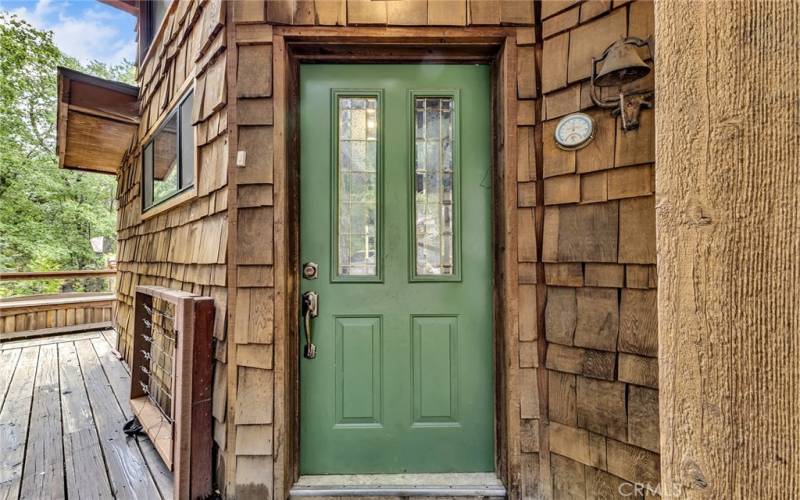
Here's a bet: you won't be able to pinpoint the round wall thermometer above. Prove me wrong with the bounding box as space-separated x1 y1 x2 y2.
554 113 596 151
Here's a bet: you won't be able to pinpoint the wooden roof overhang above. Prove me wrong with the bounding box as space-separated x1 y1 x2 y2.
97 0 138 16
56 67 140 175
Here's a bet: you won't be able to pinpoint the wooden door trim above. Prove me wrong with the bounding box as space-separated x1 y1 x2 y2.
271 27 519 498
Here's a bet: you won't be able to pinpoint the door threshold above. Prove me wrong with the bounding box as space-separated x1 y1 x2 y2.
290 473 506 497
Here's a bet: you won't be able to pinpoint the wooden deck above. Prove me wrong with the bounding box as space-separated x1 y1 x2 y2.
0 329 173 499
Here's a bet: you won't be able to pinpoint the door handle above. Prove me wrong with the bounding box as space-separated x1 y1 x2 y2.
302 291 319 359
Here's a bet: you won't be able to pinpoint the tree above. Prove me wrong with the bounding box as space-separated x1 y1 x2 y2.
0 14 134 296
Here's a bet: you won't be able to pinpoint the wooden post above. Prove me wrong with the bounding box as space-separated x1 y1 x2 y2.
655 1 800 497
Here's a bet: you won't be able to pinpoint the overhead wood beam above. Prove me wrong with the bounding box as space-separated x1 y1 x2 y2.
66 104 139 125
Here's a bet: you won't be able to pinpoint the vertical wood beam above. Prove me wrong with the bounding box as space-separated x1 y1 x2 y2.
271 33 292 500
498 36 522 498
655 1 800 497
224 0 239 493
531 4 552 496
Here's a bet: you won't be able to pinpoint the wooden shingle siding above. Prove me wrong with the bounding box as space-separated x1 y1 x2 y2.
109 1 661 498
538 2 660 496
550 453 586 499
546 344 616 381
221 0 543 27
114 0 231 488
544 263 583 287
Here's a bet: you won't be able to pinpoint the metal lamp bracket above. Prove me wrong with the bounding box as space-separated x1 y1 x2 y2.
612 92 653 131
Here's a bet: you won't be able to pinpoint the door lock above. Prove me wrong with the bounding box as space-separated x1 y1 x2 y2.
302 291 319 359
302 262 319 280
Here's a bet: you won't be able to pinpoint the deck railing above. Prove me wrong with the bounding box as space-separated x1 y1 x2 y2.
0 269 117 341
0 269 117 281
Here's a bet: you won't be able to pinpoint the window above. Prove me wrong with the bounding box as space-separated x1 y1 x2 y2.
141 0 172 54
335 94 381 279
143 91 194 211
413 95 458 278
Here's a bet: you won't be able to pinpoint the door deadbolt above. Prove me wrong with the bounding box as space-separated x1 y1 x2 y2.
302 262 319 280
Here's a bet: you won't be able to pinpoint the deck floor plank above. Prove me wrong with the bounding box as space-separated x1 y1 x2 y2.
58 341 114 499
0 347 39 500
1 330 173 500
100 329 118 349
1 332 100 351
90 335 174 500
19 344 64 500
0 350 21 408
74 339 161 500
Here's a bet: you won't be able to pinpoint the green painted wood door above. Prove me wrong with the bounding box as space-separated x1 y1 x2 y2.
300 64 493 474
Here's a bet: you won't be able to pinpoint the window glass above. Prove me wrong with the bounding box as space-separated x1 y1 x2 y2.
337 97 378 277
152 113 179 205
142 0 172 52
143 91 194 211
151 1 171 38
414 97 455 276
143 142 154 208
179 93 194 186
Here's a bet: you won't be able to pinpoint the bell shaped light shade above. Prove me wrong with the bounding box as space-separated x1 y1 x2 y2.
590 37 654 131
594 38 651 87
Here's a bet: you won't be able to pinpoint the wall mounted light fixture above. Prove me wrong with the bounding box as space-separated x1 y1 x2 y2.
591 37 654 131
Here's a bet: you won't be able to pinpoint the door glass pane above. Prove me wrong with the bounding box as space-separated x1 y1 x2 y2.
414 97 454 276
338 97 378 277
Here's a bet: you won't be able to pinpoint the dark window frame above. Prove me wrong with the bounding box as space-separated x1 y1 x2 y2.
139 0 172 62
142 89 195 212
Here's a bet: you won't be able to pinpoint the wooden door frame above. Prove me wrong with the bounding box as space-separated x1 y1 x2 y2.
271 26 522 498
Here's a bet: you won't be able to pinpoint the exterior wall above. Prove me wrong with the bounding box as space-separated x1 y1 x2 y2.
538 0 659 497
225 10 275 500
113 0 231 482
113 0 659 498
226 3 539 498
656 1 800 498
542 0 663 498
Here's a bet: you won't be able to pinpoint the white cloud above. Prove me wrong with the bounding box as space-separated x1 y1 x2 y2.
5 0 136 65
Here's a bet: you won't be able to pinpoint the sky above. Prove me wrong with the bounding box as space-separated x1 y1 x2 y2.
1 0 137 65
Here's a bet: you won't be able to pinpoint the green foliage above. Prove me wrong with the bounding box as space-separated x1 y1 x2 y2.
0 14 134 297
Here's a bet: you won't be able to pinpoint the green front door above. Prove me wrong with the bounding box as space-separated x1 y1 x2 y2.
299 64 493 474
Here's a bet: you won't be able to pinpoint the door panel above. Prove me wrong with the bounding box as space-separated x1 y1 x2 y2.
335 316 382 425
412 315 459 423
300 64 492 474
